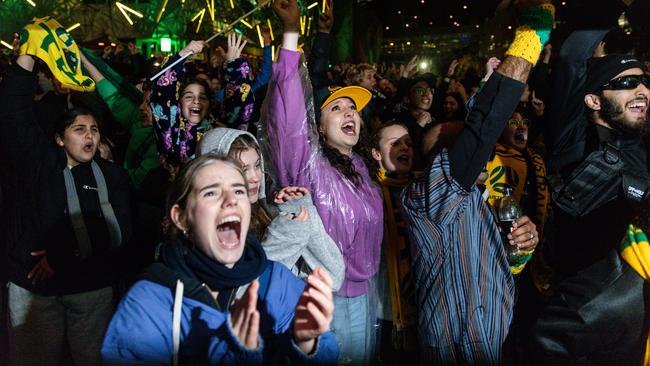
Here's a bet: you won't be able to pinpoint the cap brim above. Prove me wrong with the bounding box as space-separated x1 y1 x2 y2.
320 86 372 112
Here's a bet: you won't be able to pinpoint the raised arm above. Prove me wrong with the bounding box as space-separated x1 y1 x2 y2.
545 30 608 174
221 33 254 130
0 55 52 171
150 40 205 165
448 3 554 191
262 0 315 188
80 51 141 131
308 3 334 90
250 28 273 92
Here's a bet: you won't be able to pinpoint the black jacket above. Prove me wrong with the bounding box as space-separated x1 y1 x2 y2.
533 249 649 366
0 64 132 296
546 29 650 275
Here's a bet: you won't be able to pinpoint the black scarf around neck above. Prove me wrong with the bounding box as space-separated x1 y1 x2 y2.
159 235 267 293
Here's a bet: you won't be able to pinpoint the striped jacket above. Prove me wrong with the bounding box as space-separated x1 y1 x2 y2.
403 151 515 365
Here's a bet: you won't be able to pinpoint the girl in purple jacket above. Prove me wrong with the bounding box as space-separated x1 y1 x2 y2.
262 1 384 364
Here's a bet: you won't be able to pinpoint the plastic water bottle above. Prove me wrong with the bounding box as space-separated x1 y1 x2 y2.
498 188 525 262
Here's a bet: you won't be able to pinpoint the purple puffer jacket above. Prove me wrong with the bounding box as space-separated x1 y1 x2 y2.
263 49 383 297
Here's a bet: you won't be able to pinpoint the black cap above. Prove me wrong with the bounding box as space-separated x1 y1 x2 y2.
585 54 648 94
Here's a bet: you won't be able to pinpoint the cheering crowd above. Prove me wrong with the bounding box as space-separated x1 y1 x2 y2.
1 0 649 365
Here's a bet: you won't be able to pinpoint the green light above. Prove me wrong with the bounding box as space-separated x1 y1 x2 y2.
160 37 172 52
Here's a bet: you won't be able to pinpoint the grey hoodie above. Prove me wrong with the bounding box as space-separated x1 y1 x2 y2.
197 128 345 290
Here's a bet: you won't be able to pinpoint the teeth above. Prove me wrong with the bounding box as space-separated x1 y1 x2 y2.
218 216 240 226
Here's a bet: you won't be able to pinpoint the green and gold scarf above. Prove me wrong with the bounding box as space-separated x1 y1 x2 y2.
620 224 650 366
377 169 417 351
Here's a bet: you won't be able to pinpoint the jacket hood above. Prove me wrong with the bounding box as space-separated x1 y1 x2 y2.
197 128 266 200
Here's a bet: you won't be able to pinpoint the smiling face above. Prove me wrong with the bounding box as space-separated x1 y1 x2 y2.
594 68 650 135
319 97 363 156
237 148 262 203
500 111 529 151
371 124 413 176
172 160 251 268
408 81 433 112
56 114 100 167
181 83 210 125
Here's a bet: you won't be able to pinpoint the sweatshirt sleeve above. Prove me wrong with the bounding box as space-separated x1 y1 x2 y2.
149 54 191 166
251 45 273 92
0 64 53 173
96 79 142 132
263 49 314 188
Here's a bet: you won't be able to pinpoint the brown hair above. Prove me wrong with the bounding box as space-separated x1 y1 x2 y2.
364 121 408 181
228 134 273 238
343 64 375 87
166 154 247 240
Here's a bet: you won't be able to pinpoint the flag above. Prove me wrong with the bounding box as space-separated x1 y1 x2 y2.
19 16 95 92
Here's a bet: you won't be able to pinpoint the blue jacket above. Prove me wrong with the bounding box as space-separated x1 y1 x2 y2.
101 260 339 365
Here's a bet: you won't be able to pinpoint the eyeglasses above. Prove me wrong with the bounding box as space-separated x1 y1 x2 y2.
507 118 530 128
600 74 650 91
412 87 433 96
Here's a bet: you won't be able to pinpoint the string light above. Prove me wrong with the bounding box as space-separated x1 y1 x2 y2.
240 19 253 28
155 0 168 23
116 2 144 25
66 23 81 32
267 19 275 41
256 24 264 48
194 8 206 33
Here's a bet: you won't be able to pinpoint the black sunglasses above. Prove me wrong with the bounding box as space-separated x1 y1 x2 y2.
600 74 650 91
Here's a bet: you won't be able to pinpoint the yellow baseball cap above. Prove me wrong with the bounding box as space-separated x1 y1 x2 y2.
317 85 372 112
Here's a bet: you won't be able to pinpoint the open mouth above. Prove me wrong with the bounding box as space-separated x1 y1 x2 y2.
627 99 648 115
248 186 259 196
396 153 411 164
514 130 527 145
83 142 95 153
189 107 202 118
216 215 241 248
341 121 356 136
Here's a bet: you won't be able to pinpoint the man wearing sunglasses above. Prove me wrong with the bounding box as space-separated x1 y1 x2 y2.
534 53 650 365
550 54 650 278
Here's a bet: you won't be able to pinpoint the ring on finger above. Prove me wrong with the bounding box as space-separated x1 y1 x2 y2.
529 232 534 240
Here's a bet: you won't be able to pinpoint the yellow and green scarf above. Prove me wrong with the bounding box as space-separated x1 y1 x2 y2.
377 169 417 351
620 224 650 366
486 143 549 274
19 17 94 92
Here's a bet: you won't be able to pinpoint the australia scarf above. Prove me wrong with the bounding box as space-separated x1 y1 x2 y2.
377 169 417 351
486 143 549 275
19 17 94 91
620 224 650 366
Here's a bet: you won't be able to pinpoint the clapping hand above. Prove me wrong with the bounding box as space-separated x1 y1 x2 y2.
230 280 260 350
293 268 334 354
275 186 309 222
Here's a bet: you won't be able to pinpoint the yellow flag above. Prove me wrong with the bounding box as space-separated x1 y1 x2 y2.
19 17 95 92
